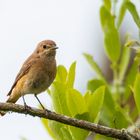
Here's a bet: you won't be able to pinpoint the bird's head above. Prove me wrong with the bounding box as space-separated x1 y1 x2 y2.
35 40 58 57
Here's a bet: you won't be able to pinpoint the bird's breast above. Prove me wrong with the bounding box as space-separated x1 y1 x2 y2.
24 59 56 94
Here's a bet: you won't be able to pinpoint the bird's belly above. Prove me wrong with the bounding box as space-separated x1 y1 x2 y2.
24 72 51 94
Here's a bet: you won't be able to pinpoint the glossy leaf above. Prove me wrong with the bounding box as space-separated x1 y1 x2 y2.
125 57 139 85
66 89 88 117
87 86 105 122
113 105 132 129
56 65 67 83
50 82 70 116
48 121 66 140
126 1 140 28
103 0 111 11
133 73 140 113
124 56 139 100
68 113 90 140
104 30 121 63
95 134 113 140
60 127 73 140
66 62 76 88
83 53 106 83
119 47 131 82
100 6 121 63
87 79 105 92
100 89 131 128
116 0 130 28
84 91 92 106
41 119 56 139
100 89 116 127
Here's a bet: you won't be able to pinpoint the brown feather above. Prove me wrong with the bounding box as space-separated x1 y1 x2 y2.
7 54 39 96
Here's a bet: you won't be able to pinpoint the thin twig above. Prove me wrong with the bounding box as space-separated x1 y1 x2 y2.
0 102 139 140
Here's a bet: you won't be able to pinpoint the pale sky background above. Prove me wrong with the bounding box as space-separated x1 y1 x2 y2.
0 0 139 140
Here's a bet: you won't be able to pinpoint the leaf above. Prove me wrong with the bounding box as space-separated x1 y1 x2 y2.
68 113 90 140
113 105 132 129
100 89 132 128
56 65 67 83
103 0 111 11
48 121 66 140
126 1 140 29
83 53 106 83
41 118 56 139
124 56 139 100
75 112 90 121
84 91 92 105
66 62 76 88
104 30 121 63
95 134 113 140
60 127 73 140
119 47 131 82
87 79 105 92
100 89 116 127
50 82 70 116
133 73 140 113
66 89 88 117
116 0 130 29
100 6 121 63
87 86 105 122
125 57 139 85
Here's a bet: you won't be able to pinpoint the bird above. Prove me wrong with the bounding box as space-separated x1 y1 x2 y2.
0 40 58 116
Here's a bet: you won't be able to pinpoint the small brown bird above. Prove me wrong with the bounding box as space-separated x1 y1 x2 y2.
0 40 58 116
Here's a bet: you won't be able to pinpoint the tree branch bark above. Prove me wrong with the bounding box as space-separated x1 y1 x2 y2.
0 102 139 140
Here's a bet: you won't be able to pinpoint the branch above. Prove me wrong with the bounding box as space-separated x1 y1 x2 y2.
0 102 139 140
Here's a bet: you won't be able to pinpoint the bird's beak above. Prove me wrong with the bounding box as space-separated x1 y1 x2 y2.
50 47 58 50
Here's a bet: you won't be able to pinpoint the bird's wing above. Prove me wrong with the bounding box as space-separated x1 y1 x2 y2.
7 54 38 96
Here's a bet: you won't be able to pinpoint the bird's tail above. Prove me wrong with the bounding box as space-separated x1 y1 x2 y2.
0 92 21 116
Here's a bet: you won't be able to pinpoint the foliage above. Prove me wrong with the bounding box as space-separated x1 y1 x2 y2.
41 0 140 140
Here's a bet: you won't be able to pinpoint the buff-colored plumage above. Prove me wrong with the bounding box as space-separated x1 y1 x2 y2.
0 40 57 116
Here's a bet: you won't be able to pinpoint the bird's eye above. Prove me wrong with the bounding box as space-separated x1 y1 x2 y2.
43 45 47 49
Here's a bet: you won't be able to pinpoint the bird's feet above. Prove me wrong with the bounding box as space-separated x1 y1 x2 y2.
23 102 31 115
44 108 51 113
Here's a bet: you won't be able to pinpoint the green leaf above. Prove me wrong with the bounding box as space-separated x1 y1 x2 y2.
56 65 67 83
75 112 90 121
83 53 106 83
60 127 73 140
100 89 116 127
119 47 131 82
50 82 70 116
116 0 130 29
66 62 76 88
100 6 121 63
125 57 139 85
126 1 140 29
87 79 105 92
66 89 88 117
124 56 139 100
84 91 92 106
87 86 105 122
68 113 90 140
100 89 131 128
103 0 111 11
41 119 56 139
113 105 132 129
95 134 113 140
48 121 67 140
104 30 121 63
100 6 114 30
133 73 140 113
